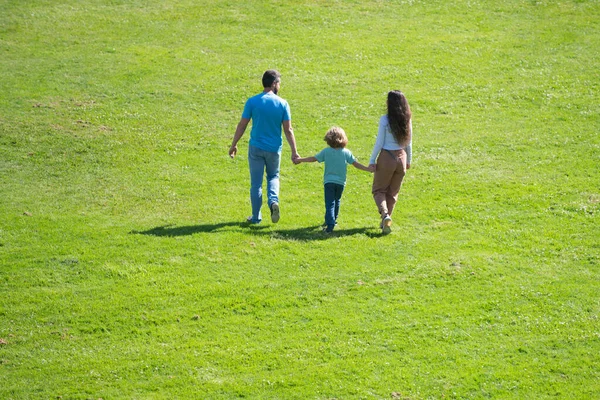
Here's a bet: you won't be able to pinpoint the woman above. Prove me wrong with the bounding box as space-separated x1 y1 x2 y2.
369 90 412 234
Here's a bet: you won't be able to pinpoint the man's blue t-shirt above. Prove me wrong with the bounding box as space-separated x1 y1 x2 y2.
314 147 357 186
242 92 291 153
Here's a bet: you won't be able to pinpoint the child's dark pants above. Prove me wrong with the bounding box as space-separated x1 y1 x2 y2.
324 183 345 232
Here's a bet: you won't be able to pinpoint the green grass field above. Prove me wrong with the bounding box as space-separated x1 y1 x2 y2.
1 0 599 398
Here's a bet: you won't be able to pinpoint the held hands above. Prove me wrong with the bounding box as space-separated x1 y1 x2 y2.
368 164 376 173
292 153 301 165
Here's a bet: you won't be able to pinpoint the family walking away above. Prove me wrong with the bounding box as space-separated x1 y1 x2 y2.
229 69 413 235
369 90 412 234
229 70 299 224
294 127 373 233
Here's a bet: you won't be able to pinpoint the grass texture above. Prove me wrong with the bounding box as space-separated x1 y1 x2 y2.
1 0 599 398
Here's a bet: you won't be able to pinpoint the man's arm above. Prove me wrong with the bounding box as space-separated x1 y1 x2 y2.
229 118 250 158
283 120 300 161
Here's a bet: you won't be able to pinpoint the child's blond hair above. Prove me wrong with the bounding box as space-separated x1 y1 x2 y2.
324 126 348 149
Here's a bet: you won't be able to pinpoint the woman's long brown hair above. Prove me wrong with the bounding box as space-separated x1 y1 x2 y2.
387 90 412 146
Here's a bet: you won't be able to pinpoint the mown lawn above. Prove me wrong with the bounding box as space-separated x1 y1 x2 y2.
1 0 599 398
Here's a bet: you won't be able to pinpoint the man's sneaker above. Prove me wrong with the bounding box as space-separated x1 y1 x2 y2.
382 215 392 234
270 202 280 223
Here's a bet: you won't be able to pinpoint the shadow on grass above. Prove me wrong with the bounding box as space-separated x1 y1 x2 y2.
131 223 382 240
130 222 254 237
251 225 382 241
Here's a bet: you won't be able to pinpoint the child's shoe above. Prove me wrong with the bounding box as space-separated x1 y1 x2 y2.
246 216 261 224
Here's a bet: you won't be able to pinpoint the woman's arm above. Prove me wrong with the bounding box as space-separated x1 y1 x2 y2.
369 116 387 165
405 119 412 168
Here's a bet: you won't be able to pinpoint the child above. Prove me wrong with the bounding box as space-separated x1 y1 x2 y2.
294 127 373 233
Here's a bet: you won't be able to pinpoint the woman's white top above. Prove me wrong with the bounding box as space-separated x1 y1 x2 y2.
369 115 412 165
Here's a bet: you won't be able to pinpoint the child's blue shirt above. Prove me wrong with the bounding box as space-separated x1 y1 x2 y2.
314 147 357 186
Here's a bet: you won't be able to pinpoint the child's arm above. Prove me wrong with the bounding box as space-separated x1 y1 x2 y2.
352 161 374 172
294 156 318 165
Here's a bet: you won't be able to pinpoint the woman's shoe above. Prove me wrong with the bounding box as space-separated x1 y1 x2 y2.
382 215 392 234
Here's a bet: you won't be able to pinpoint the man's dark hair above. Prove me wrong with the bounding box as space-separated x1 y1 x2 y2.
262 70 281 88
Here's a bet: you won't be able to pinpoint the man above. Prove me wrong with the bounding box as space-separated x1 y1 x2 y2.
229 70 300 224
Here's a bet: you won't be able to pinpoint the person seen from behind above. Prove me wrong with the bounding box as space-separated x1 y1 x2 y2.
369 90 412 234
229 70 300 224
294 127 373 233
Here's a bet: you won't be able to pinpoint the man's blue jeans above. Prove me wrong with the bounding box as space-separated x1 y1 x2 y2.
324 182 344 232
248 145 281 223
